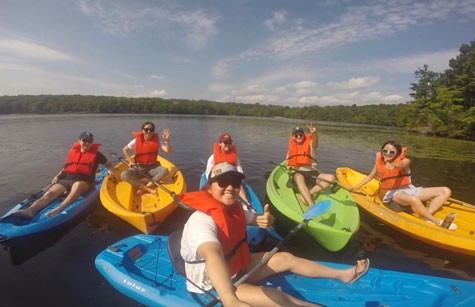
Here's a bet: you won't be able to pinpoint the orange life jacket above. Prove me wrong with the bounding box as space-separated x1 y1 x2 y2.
213 143 238 165
133 132 160 164
375 147 411 190
63 142 100 176
286 133 313 167
178 191 250 276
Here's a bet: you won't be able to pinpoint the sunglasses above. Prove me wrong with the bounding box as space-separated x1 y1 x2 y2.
143 127 155 133
212 176 242 189
382 149 397 155
222 140 233 145
294 132 304 138
81 138 93 143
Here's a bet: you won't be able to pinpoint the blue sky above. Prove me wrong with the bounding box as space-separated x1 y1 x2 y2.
1 0 474 107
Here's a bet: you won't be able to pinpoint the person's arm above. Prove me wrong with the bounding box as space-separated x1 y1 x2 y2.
52 168 65 184
161 128 172 153
385 157 411 170
250 204 275 228
308 124 318 149
235 157 244 174
122 140 134 166
350 165 377 191
204 155 214 179
197 242 250 307
104 160 116 177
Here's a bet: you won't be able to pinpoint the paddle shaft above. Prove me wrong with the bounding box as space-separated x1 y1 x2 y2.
234 218 308 286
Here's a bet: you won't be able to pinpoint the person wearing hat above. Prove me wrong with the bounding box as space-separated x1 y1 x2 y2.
286 123 336 206
178 162 370 306
204 133 250 204
121 121 175 195
14 132 116 219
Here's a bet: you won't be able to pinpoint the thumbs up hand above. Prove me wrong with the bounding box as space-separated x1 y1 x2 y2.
255 204 275 229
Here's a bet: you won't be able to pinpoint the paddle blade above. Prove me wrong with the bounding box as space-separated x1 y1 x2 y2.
303 200 331 220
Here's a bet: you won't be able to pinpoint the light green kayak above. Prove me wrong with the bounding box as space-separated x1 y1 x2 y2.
266 162 360 252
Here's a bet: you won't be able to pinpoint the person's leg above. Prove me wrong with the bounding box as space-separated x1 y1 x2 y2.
14 184 67 219
294 172 313 206
418 187 451 214
245 251 369 285
392 192 438 223
46 181 90 217
235 282 319 307
121 169 157 195
308 173 335 195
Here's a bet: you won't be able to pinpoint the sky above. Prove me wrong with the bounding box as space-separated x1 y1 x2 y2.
0 0 474 107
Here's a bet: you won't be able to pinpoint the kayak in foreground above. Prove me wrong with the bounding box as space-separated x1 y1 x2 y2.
95 233 475 307
336 166 475 256
266 162 360 252
100 156 186 234
0 167 108 242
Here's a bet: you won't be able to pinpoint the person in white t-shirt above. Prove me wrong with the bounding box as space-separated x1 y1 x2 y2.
179 162 370 307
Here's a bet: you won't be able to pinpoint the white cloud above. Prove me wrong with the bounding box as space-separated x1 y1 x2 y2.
264 10 288 31
218 0 475 73
140 89 168 98
328 76 379 90
372 50 459 74
149 74 166 80
77 0 219 49
0 39 74 61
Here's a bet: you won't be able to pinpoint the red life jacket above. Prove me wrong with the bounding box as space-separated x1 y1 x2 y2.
63 142 100 176
375 147 411 190
178 191 250 276
133 132 160 164
286 133 313 167
213 143 237 165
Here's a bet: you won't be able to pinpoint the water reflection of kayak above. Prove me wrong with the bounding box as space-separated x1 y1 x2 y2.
337 167 475 256
95 233 475 306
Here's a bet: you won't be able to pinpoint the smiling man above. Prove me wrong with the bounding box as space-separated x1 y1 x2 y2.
14 132 115 219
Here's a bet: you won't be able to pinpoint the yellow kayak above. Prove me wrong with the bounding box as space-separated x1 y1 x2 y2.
336 167 475 256
100 156 186 234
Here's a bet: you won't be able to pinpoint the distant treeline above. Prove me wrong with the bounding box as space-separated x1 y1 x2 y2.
1 38 474 140
0 94 409 125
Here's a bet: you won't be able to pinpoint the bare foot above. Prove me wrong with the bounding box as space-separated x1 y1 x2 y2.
46 207 62 218
13 208 35 219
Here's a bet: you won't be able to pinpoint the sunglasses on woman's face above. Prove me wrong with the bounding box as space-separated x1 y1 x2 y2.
222 140 233 146
212 176 242 189
294 132 304 138
143 127 155 133
81 138 93 143
382 149 396 155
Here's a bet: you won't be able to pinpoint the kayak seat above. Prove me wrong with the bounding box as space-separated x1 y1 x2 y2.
383 200 412 213
167 230 186 277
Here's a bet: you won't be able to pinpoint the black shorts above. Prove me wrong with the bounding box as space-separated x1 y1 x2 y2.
291 169 320 188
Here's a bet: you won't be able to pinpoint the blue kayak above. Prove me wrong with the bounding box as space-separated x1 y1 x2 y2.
0 167 108 242
95 233 475 307
199 172 283 246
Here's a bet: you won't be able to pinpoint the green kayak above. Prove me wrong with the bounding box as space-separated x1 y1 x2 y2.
266 162 360 252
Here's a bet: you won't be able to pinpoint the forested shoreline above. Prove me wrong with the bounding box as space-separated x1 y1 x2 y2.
1 39 474 141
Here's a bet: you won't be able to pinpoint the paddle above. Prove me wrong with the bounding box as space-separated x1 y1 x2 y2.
0 183 53 221
110 153 192 211
235 200 331 285
204 200 331 307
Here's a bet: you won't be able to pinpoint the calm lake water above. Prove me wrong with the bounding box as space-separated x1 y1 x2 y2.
1 114 475 306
